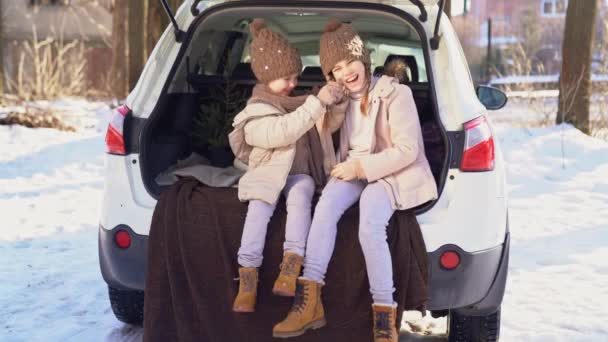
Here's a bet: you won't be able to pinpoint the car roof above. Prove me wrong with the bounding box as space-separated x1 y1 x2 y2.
328 0 439 6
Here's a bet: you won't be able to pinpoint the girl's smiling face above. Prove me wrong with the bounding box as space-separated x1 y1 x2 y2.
331 59 367 93
267 73 299 96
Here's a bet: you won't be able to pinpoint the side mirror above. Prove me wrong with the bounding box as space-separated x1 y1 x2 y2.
476 85 508 110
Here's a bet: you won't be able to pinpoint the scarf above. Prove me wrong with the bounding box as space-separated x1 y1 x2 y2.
248 84 309 112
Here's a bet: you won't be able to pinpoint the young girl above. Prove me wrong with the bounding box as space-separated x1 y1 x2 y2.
229 19 345 313
273 20 438 341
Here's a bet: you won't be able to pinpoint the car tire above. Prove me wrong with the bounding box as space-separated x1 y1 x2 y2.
447 307 500 342
108 286 144 326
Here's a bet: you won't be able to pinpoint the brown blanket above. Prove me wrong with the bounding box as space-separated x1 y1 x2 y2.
143 177 428 342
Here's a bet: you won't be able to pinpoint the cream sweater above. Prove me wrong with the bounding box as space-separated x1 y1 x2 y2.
345 96 374 160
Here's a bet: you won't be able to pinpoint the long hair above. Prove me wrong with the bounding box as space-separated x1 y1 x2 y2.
359 65 372 116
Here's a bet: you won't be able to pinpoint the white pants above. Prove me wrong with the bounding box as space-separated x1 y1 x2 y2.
238 174 315 268
303 178 396 305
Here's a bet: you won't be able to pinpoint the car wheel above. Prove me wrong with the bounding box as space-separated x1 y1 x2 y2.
448 307 500 342
108 286 144 326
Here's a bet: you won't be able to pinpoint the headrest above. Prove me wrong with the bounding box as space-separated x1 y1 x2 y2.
383 54 419 83
373 66 385 77
300 66 325 81
231 62 255 79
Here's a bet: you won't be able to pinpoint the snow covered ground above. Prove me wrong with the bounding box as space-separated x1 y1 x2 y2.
1 97 607 341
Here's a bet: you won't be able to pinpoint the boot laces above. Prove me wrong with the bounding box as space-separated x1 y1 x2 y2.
290 281 309 314
374 311 392 339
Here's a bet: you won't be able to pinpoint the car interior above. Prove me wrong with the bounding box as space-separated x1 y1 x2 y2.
141 11 447 201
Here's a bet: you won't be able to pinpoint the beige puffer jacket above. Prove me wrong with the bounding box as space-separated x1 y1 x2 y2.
229 95 345 204
338 76 438 210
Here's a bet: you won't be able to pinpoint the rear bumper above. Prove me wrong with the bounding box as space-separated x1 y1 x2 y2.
427 232 510 315
98 223 510 313
98 224 148 291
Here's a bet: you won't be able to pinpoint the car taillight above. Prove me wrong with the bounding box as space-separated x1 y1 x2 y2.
440 250 460 270
460 115 495 172
114 230 131 249
105 105 130 155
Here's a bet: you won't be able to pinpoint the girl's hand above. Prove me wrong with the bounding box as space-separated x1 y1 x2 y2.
327 81 346 103
331 159 366 181
317 82 344 106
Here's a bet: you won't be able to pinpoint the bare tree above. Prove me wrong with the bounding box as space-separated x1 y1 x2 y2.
111 0 128 99
128 0 145 92
147 0 162 60
518 9 542 67
556 0 598 134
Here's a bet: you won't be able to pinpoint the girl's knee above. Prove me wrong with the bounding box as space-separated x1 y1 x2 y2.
286 179 315 207
360 183 388 206
298 175 316 194
289 175 315 196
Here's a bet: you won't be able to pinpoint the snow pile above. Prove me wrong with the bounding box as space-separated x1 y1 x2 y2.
496 123 608 342
0 100 134 341
0 98 114 134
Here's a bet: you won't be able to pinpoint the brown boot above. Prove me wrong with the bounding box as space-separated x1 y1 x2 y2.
272 278 326 338
232 267 258 313
372 304 398 342
272 253 304 297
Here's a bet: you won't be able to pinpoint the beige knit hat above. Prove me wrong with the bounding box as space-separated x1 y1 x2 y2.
249 19 302 84
319 20 371 78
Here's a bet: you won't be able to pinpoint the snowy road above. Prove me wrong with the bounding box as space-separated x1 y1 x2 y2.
1 99 606 341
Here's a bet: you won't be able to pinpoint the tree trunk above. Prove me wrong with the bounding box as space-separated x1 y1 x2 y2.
556 0 598 134
128 0 146 92
444 0 452 18
147 0 165 60
111 0 128 99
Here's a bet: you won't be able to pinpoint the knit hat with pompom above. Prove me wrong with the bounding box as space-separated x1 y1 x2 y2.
249 19 302 84
319 19 371 77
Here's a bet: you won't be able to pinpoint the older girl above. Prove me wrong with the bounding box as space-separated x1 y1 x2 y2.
273 20 437 342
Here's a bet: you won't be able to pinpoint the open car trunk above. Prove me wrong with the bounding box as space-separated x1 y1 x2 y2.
139 1 449 214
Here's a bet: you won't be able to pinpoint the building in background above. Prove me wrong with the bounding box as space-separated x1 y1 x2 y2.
1 0 112 93
450 0 607 83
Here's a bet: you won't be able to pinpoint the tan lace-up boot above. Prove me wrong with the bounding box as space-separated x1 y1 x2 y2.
272 253 304 297
232 267 258 312
372 303 398 342
272 278 326 338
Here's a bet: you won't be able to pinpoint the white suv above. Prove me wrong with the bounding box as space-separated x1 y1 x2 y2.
99 1 509 340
